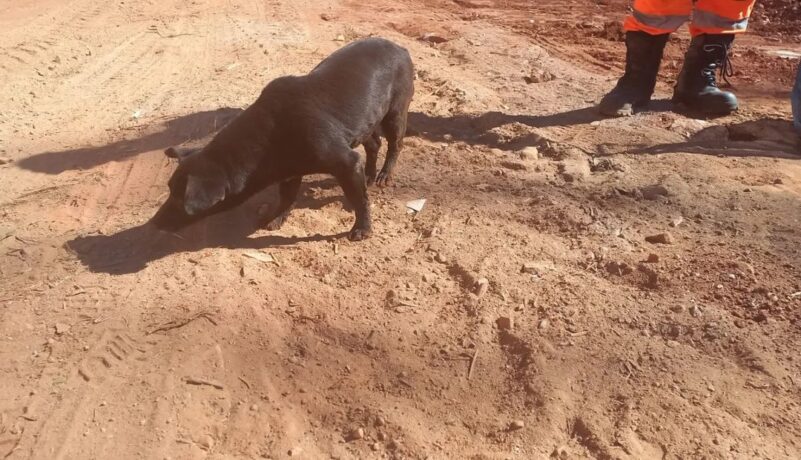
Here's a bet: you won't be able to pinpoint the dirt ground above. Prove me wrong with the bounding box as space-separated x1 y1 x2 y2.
1 0 801 459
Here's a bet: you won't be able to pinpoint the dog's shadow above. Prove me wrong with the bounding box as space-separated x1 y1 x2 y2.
66 178 348 275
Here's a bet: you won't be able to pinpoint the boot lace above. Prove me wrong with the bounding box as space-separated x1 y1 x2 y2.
702 43 734 87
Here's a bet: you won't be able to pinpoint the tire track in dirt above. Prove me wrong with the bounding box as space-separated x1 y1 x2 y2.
12 328 149 460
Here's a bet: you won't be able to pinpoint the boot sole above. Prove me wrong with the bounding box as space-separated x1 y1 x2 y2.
672 100 738 117
672 95 738 116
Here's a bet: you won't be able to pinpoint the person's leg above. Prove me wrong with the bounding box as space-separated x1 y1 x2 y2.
598 0 690 117
673 0 757 115
792 62 801 135
689 0 756 37
623 0 692 35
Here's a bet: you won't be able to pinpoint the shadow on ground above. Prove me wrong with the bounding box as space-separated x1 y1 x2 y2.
66 178 347 275
407 107 599 149
629 118 801 158
17 108 243 174
407 101 677 150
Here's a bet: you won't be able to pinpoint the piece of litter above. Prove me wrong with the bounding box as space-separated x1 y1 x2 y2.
132 110 143 119
242 251 277 265
766 50 801 59
406 199 426 214
185 377 224 390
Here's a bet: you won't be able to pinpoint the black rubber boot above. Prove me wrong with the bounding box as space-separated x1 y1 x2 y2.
599 31 669 117
673 34 738 115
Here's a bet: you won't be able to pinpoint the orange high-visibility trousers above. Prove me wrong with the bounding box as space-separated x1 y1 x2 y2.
624 0 756 36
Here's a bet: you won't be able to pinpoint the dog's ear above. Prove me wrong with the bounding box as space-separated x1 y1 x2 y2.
184 172 226 216
164 147 200 161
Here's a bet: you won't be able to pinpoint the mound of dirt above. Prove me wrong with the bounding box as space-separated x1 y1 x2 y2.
751 0 801 40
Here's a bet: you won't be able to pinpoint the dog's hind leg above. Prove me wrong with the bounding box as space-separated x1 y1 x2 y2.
363 130 382 186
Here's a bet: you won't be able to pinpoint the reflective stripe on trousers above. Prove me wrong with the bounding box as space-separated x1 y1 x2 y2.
623 0 756 36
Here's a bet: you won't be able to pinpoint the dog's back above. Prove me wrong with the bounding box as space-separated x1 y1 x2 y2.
257 38 413 148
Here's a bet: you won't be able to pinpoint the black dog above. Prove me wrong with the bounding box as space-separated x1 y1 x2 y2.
150 37 414 241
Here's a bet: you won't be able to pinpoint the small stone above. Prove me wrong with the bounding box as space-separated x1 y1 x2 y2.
288 447 302 456
558 159 591 183
591 157 628 173
524 69 556 84
640 184 669 201
250 404 259 412
198 435 214 451
347 427 365 441
645 233 674 245
334 35 346 42
420 32 449 44
605 261 633 276
139 419 147 426
375 417 386 427
670 216 684 227
538 319 550 330
0 157 12 165
496 316 514 330
666 340 679 348
371 442 381 451
387 439 400 450
55 323 70 335
754 311 769 323
774 178 784 185
377 432 387 441
474 278 489 297
690 305 703 318
646 254 660 263
435 253 448 264
553 446 570 459
500 160 527 171
670 304 685 313
521 262 536 274
509 420 525 430
517 146 539 161
320 13 335 21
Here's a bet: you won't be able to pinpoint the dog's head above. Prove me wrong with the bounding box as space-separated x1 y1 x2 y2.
149 147 228 231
